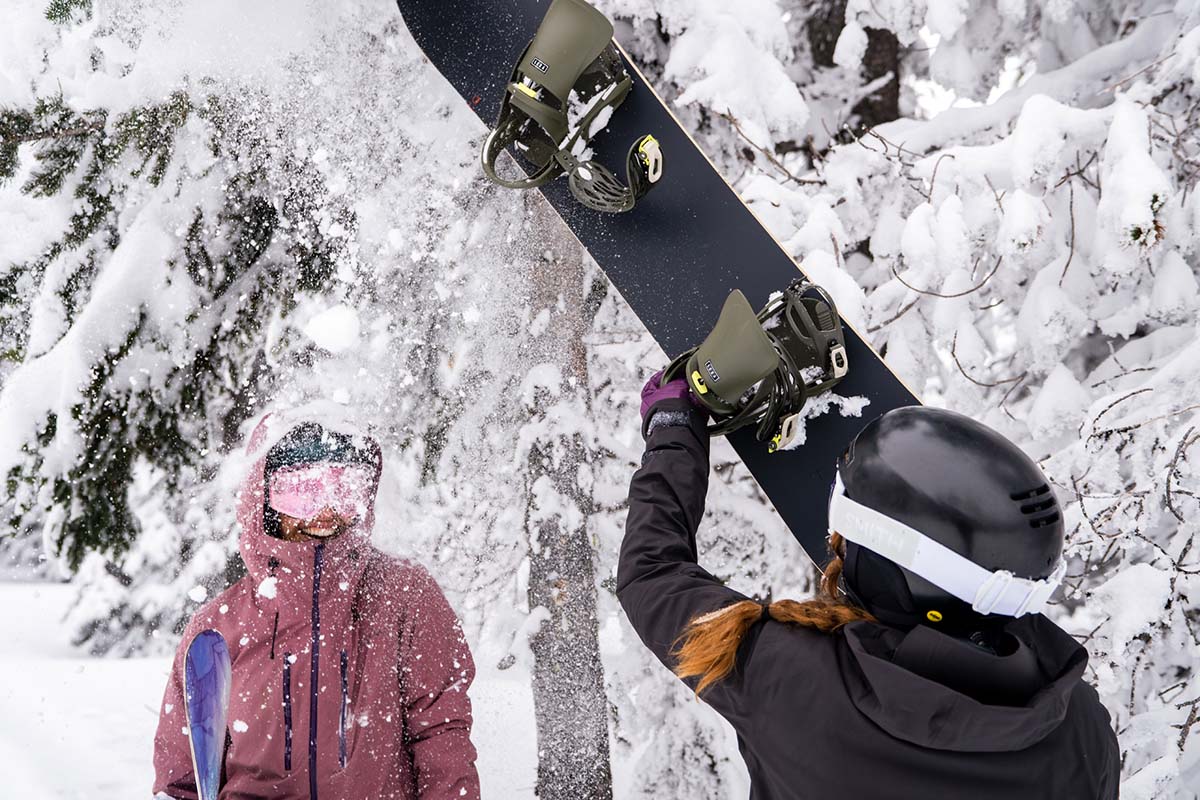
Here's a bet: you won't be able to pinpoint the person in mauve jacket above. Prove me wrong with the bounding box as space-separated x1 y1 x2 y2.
153 404 480 800
618 374 1120 800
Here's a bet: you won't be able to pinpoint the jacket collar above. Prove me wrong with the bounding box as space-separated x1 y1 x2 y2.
840 615 1088 752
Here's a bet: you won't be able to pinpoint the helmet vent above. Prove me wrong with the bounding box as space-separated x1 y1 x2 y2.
1019 497 1056 515
1010 484 1050 502
1028 512 1060 528
1011 484 1060 528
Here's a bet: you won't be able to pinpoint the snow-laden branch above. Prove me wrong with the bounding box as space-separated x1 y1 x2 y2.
877 13 1178 154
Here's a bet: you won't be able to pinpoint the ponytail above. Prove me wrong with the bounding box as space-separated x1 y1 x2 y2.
671 533 873 695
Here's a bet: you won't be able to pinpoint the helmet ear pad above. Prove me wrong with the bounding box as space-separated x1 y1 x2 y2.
842 541 917 628
843 541 1007 634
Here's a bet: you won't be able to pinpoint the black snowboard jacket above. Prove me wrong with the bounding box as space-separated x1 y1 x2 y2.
617 399 1121 800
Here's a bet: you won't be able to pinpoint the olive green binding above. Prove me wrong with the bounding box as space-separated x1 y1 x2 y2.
663 291 777 415
520 0 613 103
481 0 662 212
508 79 570 144
565 132 661 213
662 279 850 450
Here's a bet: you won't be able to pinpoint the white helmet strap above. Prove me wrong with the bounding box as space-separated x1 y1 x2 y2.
828 472 1065 617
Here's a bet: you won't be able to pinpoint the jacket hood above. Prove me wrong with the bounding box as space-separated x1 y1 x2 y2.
840 615 1089 753
235 400 384 588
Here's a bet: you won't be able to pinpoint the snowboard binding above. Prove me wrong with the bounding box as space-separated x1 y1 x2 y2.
481 0 662 213
662 280 850 452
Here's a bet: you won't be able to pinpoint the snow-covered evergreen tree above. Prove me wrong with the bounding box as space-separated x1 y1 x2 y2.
0 83 353 615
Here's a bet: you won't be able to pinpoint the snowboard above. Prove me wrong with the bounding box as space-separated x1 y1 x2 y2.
184 629 232 800
395 0 920 564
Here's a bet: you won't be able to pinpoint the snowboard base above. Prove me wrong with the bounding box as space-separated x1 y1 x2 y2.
395 0 920 565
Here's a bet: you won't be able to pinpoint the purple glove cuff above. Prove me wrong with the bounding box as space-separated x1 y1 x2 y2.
640 369 701 421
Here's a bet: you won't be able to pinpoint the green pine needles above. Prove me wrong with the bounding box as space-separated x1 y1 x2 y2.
1 89 353 571
44 0 91 24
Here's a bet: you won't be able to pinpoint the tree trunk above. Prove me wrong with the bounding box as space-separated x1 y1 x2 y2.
523 241 613 800
805 0 901 130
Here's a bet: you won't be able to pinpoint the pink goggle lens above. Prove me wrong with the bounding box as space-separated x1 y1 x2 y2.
267 463 374 521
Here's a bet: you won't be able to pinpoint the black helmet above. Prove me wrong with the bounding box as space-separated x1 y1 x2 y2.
830 407 1065 633
264 422 376 476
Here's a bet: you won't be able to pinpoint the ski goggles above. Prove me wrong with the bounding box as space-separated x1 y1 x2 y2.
828 472 1066 617
267 463 374 522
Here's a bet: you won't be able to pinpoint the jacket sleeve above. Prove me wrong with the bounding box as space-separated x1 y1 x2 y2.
616 398 752 671
1099 710 1120 800
398 565 481 800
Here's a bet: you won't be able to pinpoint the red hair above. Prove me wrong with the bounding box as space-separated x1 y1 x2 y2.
672 533 873 694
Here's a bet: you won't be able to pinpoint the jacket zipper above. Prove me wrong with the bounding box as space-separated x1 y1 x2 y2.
282 652 293 771
339 649 349 769
309 542 324 800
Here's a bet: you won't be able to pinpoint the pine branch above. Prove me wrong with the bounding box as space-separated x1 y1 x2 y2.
44 0 91 24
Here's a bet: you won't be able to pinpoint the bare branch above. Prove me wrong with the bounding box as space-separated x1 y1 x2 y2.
717 110 824 186
1095 404 1200 439
1166 427 1200 524
1097 50 1177 96
891 255 1002 299
1085 387 1155 436
1059 180 1077 286
925 152 956 202
950 331 1026 388
867 297 919 333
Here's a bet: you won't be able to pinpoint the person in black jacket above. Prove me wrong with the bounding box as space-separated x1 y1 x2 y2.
617 375 1120 800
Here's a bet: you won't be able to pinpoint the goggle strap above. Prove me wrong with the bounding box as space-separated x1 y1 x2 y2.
829 473 1065 617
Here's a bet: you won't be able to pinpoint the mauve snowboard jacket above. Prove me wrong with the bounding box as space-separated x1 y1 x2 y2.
153 408 480 800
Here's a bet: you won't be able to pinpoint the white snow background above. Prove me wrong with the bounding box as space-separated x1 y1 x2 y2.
2 0 1200 797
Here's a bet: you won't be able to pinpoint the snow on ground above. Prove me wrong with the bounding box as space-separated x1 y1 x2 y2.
0 582 537 798
0 582 163 798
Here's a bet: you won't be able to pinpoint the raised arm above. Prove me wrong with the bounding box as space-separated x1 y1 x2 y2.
616 388 751 670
